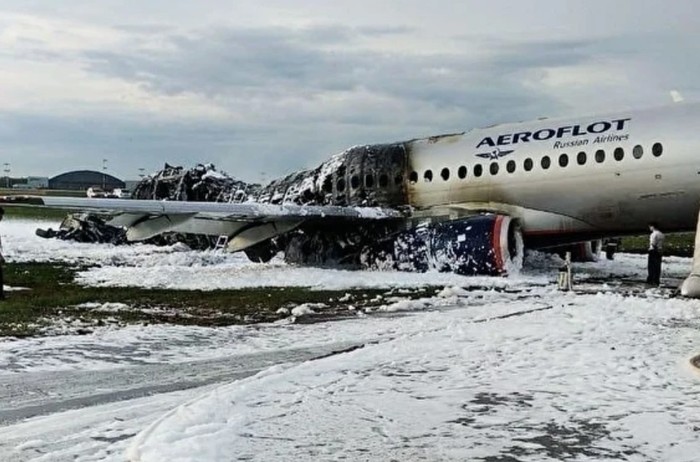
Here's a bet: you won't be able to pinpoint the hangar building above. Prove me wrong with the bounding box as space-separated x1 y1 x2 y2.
49 170 125 191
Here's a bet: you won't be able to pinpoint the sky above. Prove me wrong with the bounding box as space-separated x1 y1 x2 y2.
0 0 699 182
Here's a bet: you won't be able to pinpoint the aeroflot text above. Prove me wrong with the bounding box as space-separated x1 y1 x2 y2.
476 118 631 148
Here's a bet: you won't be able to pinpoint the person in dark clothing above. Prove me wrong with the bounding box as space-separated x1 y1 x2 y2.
646 222 664 286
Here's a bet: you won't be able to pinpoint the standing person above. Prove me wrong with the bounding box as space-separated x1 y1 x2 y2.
647 222 665 286
0 207 4 299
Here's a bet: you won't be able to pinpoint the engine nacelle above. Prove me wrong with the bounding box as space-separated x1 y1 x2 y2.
365 215 523 276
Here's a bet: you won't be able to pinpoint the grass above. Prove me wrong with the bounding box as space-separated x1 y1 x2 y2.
0 262 439 337
0 188 85 197
0 188 86 221
620 232 695 257
2 206 70 221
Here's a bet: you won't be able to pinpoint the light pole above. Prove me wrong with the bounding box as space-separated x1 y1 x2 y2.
3 163 10 188
102 158 108 190
138 167 145 179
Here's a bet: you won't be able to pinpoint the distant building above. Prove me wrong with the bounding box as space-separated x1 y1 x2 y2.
6 176 49 189
26 176 49 188
49 170 125 191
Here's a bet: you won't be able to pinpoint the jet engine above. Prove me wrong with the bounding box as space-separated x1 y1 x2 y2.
273 214 522 276
365 215 523 276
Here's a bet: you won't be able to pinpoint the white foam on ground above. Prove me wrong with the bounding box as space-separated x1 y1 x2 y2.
129 292 700 461
2 217 700 461
2 218 548 290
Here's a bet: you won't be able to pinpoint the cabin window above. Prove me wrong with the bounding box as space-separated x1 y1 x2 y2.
541 156 551 170
577 151 586 165
652 142 663 157
378 174 388 187
633 145 643 159
441 168 450 181
559 153 569 167
351 175 360 189
474 164 483 177
490 162 499 175
524 158 533 171
337 178 346 192
365 174 374 188
506 160 516 173
322 176 333 193
409 171 418 183
614 147 624 161
424 170 433 182
595 149 605 163
458 166 467 179
394 174 403 185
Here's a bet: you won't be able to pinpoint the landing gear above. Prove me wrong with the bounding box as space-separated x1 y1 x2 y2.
604 238 621 260
682 209 700 297
244 241 279 263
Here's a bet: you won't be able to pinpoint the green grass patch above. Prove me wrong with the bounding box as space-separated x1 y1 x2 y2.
0 262 440 337
620 232 694 257
3 207 70 221
0 188 85 197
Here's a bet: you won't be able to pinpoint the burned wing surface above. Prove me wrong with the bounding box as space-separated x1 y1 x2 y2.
0 194 403 262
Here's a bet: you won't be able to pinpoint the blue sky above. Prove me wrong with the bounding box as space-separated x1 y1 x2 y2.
0 0 698 181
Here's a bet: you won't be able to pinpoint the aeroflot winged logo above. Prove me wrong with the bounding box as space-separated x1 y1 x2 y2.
474 117 631 156
475 148 514 160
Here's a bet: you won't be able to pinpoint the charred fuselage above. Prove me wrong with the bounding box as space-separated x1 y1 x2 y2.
254 143 410 208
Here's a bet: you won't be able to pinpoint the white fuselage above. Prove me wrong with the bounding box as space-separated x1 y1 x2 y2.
406 103 700 241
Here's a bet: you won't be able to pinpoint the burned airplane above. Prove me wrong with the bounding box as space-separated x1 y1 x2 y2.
5 103 700 280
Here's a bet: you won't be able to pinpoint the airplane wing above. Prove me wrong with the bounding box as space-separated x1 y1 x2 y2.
0 195 406 252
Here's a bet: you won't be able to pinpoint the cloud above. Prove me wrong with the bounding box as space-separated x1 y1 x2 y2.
79 25 572 123
0 3 699 181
